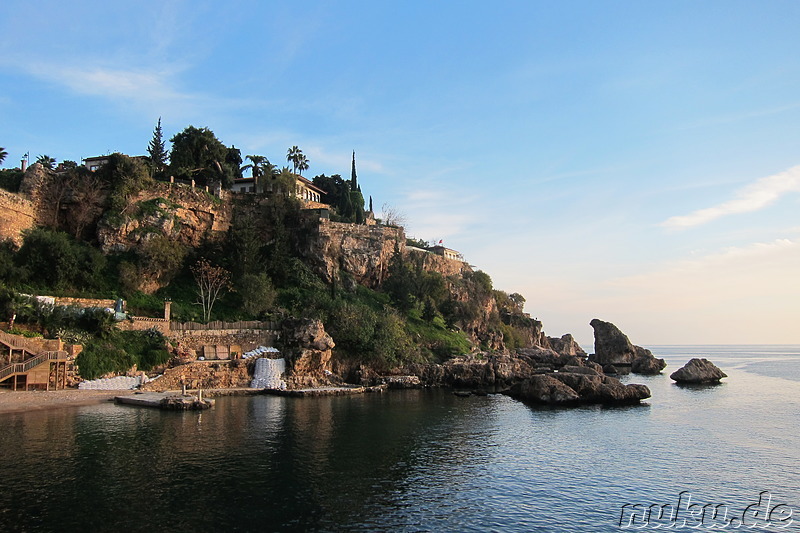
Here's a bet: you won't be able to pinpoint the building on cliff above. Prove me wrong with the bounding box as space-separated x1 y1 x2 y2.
429 245 465 262
232 173 328 209
83 154 148 172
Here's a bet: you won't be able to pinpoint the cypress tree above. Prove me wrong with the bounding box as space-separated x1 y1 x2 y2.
350 150 358 191
147 117 168 171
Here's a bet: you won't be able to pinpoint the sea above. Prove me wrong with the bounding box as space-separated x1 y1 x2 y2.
1 345 799 532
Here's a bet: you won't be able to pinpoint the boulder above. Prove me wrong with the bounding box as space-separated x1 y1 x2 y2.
547 334 587 357
504 370 651 406
506 374 581 405
589 319 665 374
631 347 667 375
280 318 336 388
670 358 727 384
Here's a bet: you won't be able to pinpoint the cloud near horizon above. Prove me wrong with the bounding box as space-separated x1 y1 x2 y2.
661 165 800 229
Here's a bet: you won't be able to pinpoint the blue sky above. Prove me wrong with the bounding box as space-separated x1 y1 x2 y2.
2 1 799 345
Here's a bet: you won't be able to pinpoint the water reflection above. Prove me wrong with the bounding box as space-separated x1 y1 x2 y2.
2 350 800 532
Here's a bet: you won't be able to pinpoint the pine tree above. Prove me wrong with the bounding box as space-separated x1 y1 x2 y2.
147 117 168 171
351 150 358 190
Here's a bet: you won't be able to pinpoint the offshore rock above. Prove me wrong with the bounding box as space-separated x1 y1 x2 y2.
589 319 665 374
547 334 587 357
507 375 581 405
631 348 667 375
670 358 727 384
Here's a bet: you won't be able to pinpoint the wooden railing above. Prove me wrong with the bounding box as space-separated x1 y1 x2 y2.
0 351 68 382
0 330 46 355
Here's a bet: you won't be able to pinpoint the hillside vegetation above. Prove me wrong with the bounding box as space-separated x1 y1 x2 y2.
1 132 543 376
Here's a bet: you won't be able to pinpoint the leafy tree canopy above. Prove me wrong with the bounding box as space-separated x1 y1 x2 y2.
169 126 237 188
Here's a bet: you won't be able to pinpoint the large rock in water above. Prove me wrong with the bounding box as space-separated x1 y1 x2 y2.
670 358 727 384
505 371 651 406
589 319 666 375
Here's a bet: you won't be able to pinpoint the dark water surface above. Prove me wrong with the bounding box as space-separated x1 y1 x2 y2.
2 346 799 532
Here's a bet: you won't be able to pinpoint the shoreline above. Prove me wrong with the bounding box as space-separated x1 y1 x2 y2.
0 389 122 415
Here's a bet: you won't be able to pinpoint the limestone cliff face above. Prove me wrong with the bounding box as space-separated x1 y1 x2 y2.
405 248 470 278
97 183 231 253
297 218 404 288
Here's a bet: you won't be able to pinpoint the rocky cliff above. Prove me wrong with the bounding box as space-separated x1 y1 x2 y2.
97 183 231 253
297 217 404 288
588 319 666 374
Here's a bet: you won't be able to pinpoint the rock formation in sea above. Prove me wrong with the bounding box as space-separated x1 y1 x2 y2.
393 347 651 406
670 358 727 384
588 318 666 375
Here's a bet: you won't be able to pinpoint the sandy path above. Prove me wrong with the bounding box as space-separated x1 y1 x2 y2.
0 389 122 415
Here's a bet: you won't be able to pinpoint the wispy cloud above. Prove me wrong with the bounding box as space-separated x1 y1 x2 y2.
661 165 800 229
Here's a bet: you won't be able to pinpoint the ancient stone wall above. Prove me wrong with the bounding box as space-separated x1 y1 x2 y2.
169 329 278 353
53 297 118 309
0 189 36 245
117 317 170 335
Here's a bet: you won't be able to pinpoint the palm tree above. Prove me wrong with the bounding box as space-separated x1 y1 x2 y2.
0 147 7 166
242 155 267 179
297 154 309 175
36 154 56 169
287 146 302 174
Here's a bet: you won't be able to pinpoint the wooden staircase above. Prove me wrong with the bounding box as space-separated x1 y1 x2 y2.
0 332 70 391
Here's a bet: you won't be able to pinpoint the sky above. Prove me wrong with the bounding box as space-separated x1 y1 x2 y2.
1 1 799 346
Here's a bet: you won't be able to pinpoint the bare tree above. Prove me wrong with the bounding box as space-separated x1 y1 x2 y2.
68 171 107 238
191 259 232 322
381 203 407 227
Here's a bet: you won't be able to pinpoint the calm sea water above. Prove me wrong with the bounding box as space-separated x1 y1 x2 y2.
1 346 799 532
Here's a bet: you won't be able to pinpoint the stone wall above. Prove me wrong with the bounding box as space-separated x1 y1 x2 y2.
117 317 170 335
140 359 254 391
53 296 118 309
0 189 36 245
170 329 278 352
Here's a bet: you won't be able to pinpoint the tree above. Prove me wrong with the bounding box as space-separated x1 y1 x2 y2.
60 160 78 170
0 147 8 166
226 146 243 181
147 117 168 171
242 155 265 177
191 258 232 322
287 146 305 174
36 155 56 169
96 153 153 214
351 151 358 190
296 154 309 175
169 126 236 188
238 273 276 317
381 203 406 227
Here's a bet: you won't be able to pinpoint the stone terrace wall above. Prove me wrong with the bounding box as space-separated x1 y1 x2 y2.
171 329 278 353
0 189 36 245
53 297 118 309
117 317 170 335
